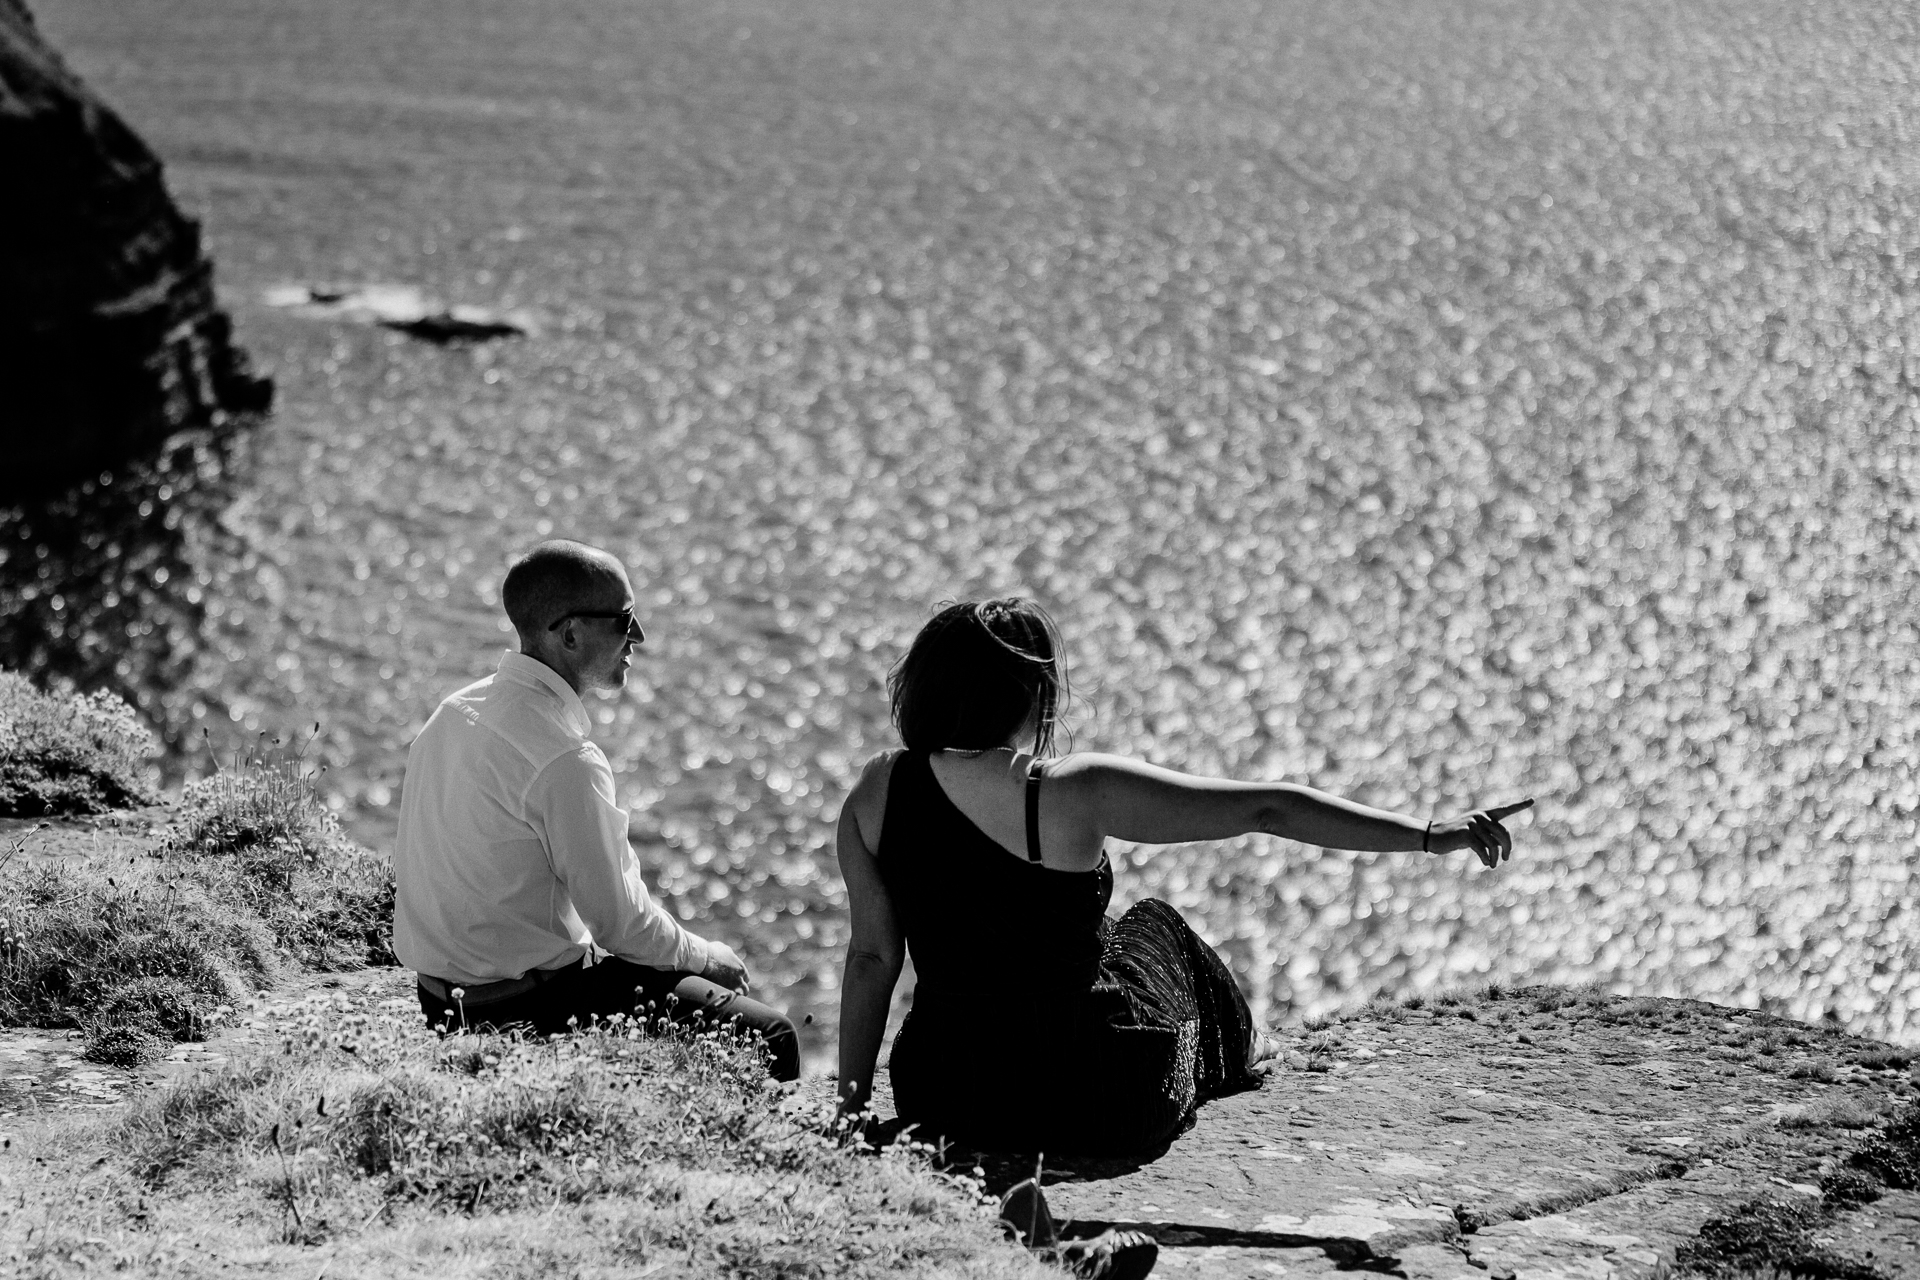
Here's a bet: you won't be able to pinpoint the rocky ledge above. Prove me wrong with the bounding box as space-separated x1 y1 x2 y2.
934 987 1918 1278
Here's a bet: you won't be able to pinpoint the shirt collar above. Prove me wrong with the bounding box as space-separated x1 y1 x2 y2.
496 650 593 738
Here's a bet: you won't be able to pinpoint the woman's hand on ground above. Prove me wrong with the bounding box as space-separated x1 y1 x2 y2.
1429 798 1533 867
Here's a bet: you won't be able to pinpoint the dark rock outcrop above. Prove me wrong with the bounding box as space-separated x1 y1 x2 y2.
0 0 270 504
0 0 268 732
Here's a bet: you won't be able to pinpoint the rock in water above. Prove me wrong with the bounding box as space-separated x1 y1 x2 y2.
262 283 534 343
0 0 270 504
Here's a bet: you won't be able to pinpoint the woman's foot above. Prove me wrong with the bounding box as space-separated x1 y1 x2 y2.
1057 1229 1159 1280
1002 1179 1159 1278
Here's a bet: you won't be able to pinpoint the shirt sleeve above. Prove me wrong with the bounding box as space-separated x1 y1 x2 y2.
524 744 711 975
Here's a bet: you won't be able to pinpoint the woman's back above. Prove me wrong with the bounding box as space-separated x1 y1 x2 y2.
873 747 1257 1153
876 749 1109 1003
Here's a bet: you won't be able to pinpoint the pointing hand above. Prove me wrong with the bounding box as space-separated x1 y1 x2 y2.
1428 798 1533 868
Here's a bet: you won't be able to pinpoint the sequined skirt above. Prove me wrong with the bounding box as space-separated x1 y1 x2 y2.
889 898 1259 1155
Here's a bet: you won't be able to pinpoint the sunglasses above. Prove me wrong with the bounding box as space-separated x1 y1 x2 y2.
547 607 640 634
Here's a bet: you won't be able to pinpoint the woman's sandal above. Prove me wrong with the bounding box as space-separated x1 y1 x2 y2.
999 1179 1159 1279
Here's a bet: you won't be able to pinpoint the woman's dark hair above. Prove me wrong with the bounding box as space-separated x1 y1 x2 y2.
888 598 1070 757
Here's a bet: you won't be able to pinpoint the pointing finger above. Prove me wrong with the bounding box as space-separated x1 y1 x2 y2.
1485 799 1535 821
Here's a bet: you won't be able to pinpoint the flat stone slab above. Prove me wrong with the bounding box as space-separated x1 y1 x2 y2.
1028 989 1918 1277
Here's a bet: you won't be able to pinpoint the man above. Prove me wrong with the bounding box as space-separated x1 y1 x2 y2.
392 538 799 1079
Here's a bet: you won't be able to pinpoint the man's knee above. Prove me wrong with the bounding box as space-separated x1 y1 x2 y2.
748 1007 801 1082
689 988 801 1082
636 975 797 1081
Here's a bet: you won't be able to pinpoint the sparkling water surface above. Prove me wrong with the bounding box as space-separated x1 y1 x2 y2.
37 0 1920 1057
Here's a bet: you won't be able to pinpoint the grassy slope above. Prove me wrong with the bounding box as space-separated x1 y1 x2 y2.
0 991 1052 1279
0 742 392 1066
0 678 1045 1277
0 889 1048 1280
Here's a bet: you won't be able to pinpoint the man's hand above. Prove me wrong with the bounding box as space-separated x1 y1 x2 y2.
700 941 752 992
1429 798 1533 868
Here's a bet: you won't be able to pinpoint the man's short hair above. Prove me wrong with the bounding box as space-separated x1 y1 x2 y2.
502 540 622 638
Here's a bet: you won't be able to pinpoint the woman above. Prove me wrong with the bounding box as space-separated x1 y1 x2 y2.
834 598 1530 1154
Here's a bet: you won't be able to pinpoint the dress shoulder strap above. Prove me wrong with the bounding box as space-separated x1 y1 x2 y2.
1024 756 1046 863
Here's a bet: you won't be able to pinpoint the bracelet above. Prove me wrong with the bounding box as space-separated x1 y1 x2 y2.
1422 820 1432 853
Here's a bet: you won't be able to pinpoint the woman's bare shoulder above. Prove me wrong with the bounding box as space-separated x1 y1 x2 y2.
852 747 905 790
843 749 905 845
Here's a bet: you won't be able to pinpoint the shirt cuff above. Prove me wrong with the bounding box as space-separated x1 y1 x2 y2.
678 931 712 978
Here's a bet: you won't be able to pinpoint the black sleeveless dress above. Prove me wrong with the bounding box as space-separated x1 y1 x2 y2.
879 749 1260 1154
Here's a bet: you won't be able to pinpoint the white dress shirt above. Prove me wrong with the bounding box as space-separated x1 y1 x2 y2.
392 650 710 986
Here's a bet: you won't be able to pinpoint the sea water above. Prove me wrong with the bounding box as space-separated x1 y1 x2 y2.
37 0 1919 1057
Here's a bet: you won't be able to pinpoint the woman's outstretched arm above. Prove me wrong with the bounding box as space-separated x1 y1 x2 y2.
1050 753 1530 865
834 754 905 1118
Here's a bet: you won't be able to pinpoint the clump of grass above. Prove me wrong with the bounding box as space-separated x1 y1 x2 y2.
172 732 334 860
0 672 159 816
115 999 1025 1271
1355 994 1402 1023
123 1004 813 1197
166 743 394 969
1776 1096 1888 1131
1613 997 1667 1021
1819 1168 1882 1211
1847 1101 1920 1190
1850 1047 1915 1071
0 733 393 1064
1786 1061 1840 1084
0 858 272 1063
1285 1029 1342 1073
1673 1194 1881 1280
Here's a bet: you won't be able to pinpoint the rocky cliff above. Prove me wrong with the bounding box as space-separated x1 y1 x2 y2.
0 0 269 504
0 0 271 721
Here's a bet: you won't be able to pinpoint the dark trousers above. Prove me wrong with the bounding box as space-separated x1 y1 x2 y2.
416 957 800 1081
